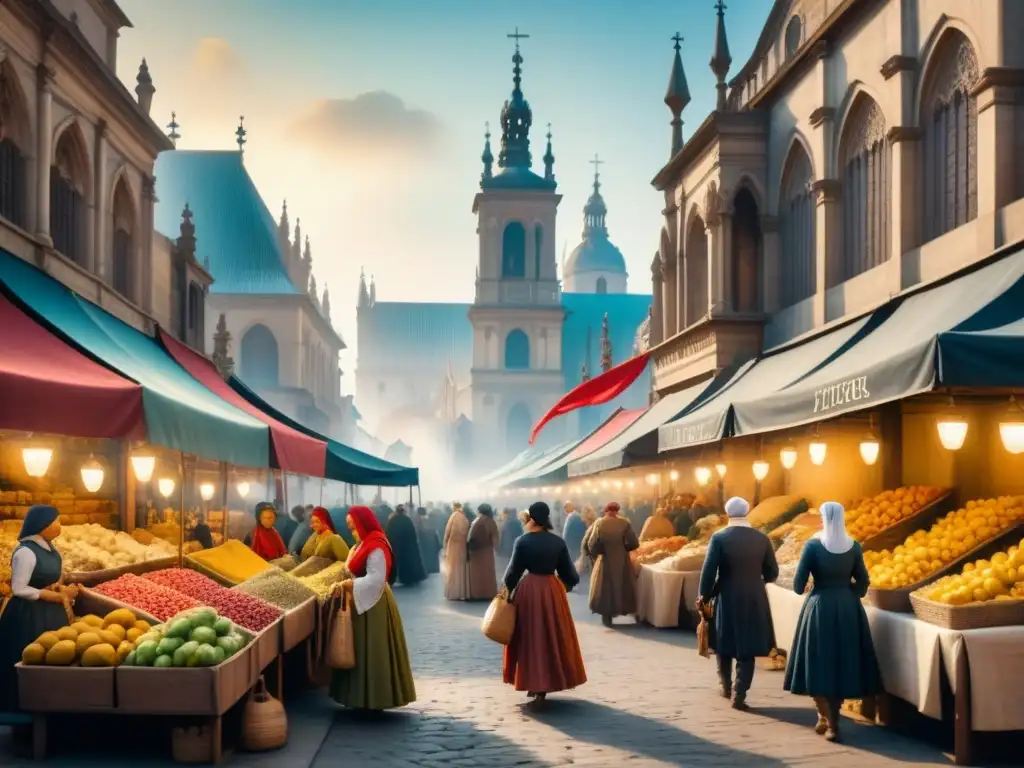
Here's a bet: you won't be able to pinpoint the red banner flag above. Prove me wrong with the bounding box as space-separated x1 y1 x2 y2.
529 352 651 444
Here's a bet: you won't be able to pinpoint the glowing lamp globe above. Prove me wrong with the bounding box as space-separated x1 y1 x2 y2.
999 422 1024 455
936 419 968 451
859 438 880 466
809 441 828 466
236 482 250 498
669 470 679 481
130 455 155 483
715 463 727 478
199 483 215 501
22 448 53 478
158 478 176 498
779 447 798 470
694 466 712 486
752 461 770 482
80 459 105 493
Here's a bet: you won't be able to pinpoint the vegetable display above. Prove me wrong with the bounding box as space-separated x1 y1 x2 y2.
22 609 152 667
57 524 176 573
93 573 201 621
142 567 282 632
293 561 348 601
123 607 251 668
185 540 272 585
234 568 317 609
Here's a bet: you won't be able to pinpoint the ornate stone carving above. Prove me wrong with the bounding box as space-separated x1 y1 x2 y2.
808 106 834 128
925 36 979 110
651 253 663 281
842 98 886 157
211 314 234 379
810 178 840 203
886 126 921 144
653 328 717 371
880 55 916 81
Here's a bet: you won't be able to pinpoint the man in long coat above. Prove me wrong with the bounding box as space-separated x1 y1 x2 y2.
697 496 779 711
385 504 428 585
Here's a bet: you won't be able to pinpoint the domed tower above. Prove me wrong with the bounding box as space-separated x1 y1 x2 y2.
564 155 627 294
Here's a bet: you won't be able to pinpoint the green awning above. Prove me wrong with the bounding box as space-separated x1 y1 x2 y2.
0 251 270 466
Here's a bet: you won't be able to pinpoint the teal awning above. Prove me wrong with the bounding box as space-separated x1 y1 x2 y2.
229 377 419 487
0 252 270 467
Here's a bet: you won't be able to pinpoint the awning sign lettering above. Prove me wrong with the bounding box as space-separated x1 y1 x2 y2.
813 375 870 413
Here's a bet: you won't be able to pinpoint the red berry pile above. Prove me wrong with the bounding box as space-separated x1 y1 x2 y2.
93 573 200 621
143 567 281 632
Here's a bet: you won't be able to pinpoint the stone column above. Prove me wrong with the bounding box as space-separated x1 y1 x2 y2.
661 260 676 341
973 70 1019 221
140 174 156 312
706 211 730 314
35 65 54 246
760 214 780 314
93 120 108 280
811 179 840 325
650 257 664 347
887 126 919 286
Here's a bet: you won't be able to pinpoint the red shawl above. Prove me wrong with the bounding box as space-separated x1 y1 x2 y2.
311 506 336 534
250 510 287 561
346 505 394 580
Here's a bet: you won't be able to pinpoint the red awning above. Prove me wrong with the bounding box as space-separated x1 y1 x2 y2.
0 295 144 438
158 330 327 476
567 408 646 462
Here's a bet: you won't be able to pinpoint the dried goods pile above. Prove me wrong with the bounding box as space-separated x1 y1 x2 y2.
844 486 945 541
771 512 824 566
658 543 709 572
142 567 282 632
916 535 1024 605
293 561 348 601
234 568 316 610
185 539 271 585
93 573 201 620
290 556 333 578
747 496 810 532
21 608 152 667
270 554 298 571
123 607 250 668
631 536 688 566
57 524 176 573
864 496 1024 590
690 514 725 543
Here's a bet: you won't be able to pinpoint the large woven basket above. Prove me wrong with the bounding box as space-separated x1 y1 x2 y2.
864 522 1023 613
909 592 1024 630
240 676 288 752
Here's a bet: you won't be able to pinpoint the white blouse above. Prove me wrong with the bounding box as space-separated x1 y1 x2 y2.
10 535 53 601
352 548 387 615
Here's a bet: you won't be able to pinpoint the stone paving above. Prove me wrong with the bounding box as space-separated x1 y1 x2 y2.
0 574 971 767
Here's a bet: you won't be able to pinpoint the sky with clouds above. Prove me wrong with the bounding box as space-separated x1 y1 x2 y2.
115 0 772 385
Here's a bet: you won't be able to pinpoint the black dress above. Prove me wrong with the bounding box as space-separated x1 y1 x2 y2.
0 540 67 712
415 517 441 574
385 512 428 585
783 540 883 699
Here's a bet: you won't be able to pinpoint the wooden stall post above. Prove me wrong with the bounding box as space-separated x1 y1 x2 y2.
954 643 974 766
121 443 135 533
219 461 228 543
178 453 187 565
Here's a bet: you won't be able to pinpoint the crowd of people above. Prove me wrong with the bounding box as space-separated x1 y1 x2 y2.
0 491 883 745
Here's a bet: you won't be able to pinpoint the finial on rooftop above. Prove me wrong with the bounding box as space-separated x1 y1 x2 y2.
167 111 180 148
308 273 317 301
583 154 608 239
322 286 331 318
498 28 534 170
136 58 155 115
369 274 376 304
481 121 493 183
303 235 312 264
212 313 234 380
543 122 555 182
177 203 196 261
292 218 302 264
600 312 613 372
665 33 691 157
358 268 370 309
710 0 732 110
235 115 247 156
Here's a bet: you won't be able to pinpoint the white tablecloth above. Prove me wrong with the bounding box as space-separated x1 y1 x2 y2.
766 583 1024 732
635 562 701 628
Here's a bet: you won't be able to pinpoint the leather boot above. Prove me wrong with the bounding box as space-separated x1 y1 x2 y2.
716 656 733 699
825 698 842 742
811 697 829 735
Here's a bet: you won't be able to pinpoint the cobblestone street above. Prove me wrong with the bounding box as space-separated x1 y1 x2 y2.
0 574 963 767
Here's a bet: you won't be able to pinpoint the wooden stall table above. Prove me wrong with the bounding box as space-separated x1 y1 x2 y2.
766 583 1024 765
635 561 701 629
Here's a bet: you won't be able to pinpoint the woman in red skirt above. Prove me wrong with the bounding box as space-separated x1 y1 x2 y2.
502 501 587 703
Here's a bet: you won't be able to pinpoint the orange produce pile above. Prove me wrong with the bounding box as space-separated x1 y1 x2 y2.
845 486 944 541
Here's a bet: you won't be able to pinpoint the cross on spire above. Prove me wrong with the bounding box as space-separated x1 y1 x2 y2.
671 32 683 51
715 0 727 14
235 115 247 155
590 153 603 180
507 27 530 49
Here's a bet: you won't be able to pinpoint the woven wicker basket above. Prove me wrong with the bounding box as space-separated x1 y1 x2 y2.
171 725 214 764
240 676 288 752
909 592 1024 630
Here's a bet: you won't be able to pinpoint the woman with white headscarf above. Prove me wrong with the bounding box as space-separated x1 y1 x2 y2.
783 501 882 743
697 496 779 711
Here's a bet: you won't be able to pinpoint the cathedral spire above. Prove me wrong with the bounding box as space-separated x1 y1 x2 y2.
710 0 732 111
277 200 290 252
498 28 533 170
665 33 691 158
235 115 247 157
303 235 312 265
543 123 555 182
600 313 613 372
369 275 376 304
582 154 608 240
135 59 154 115
322 286 331 318
166 111 180 148
292 218 302 264
358 268 370 309
481 122 494 183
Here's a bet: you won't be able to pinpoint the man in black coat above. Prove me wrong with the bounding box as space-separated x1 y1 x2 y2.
697 496 779 711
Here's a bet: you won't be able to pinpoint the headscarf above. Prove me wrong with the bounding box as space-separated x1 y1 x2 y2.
604 501 621 517
477 503 495 518
346 505 394 580
816 501 855 554
527 501 553 530
250 502 287 561
19 505 59 540
310 506 336 534
724 496 750 518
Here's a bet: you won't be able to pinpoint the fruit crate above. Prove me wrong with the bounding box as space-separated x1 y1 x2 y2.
75 585 162 625
282 597 316 652
860 489 955 553
865 522 1024 613
909 591 1024 630
16 665 115 712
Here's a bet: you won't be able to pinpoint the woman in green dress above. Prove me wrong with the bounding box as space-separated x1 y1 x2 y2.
300 506 350 563
783 501 882 742
0 506 77 714
332 505 416 710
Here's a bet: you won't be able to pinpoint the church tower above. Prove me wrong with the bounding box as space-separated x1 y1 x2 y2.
469 30 566 462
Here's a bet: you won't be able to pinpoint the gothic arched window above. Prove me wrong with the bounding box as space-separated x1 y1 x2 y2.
240 324 280 389
502 221 526 278
785 16 802 60
51 126 90 266
504 329 530 370
596 276 608 294
778 141 816 306
534 225 543 279
0 63 30 229
685 215 708 326
921 31 979 243
840 95 890 281
111 178 135 299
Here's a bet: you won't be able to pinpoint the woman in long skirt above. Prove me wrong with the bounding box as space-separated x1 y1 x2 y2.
502 502 587 703
467 504 500 600
582 502 639 626
442 502 472 600
784 502 882 742
332 506 416 710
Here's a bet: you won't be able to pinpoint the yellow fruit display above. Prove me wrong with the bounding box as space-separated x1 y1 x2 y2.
70 621 93 636
80 615 103 628
920 538 1024 605
45 640 77 666
22 643 46 665
845 486 945 541
55 626 77 642
116 641 134 662
80 643 117 667
864 496 1024 589
132 620 151 633
125 627 144 644
105 624 126 642
35 632 60 652
75 631 102 656
102 608 136 630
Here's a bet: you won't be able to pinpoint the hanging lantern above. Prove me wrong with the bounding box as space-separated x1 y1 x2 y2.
22 447 53 478
80 458 105 493
936 418 968 451
646 474 658 486
553 486 563 494
999 397 1024 454
626 480 635 489
158 478 176 498
130 454 155 483
752 460 770 481
808 441 827 466
669 470 679 481
694 466 712 486
779 446 798 469
236 481 250 498
600 480 609 489
859 434 880 465
200 483 215 501
613 480 623 489
715 463 727 478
